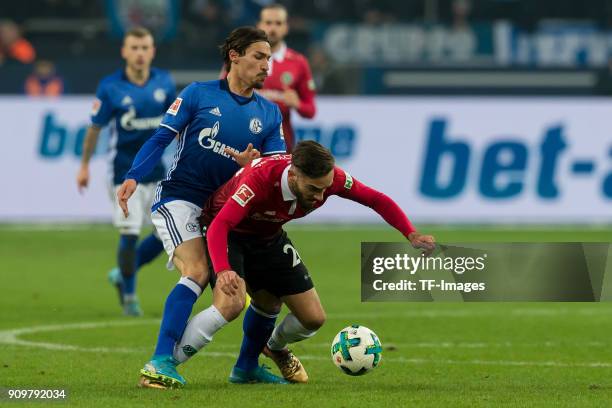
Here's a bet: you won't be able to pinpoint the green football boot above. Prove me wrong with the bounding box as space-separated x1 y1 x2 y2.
229 364 290 384
139 355 186 389
123 296 143 317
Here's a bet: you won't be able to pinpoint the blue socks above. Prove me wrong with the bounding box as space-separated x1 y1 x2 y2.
154 277 202 357
118 235 137 295
235 304 278 371
117 233 164 297
136 233 164 269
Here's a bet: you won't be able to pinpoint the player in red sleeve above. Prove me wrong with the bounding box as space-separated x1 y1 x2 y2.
171 141 435 385
221 4 317 151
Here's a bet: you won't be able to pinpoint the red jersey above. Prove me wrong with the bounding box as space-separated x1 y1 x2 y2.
203 155 416 273
259 44 316 151
220 43 317 151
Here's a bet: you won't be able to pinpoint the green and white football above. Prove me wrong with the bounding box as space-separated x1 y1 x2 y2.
331 324 382 376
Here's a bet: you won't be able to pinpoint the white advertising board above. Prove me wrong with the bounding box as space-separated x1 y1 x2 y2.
1 96 610 223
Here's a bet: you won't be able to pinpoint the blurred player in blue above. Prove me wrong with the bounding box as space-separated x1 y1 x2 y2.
76 27 176 317
116 27 287 388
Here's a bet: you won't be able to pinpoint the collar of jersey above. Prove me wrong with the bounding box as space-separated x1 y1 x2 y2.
281 164 296 201
121 68 156 85
221 79 255 105
272 42 287 62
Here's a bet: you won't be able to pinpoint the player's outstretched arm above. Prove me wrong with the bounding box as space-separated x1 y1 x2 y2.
76 125 101 194
124 125 177 182
117 125 177 217
339 173 435 253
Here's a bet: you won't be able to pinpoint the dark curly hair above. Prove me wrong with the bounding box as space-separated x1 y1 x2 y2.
292 141 335 178
219 26 269 72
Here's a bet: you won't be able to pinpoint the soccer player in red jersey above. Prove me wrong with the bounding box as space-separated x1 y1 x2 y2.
257 3 316 152
221 4 316 151
172 141 435 384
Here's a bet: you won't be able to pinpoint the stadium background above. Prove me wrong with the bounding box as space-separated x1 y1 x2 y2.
2 1 612 406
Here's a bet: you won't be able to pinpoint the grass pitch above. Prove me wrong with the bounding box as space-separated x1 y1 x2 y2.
1 225 612 407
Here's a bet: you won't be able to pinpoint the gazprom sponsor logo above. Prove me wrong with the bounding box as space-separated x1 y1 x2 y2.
198 121 239 159
119 107 163 131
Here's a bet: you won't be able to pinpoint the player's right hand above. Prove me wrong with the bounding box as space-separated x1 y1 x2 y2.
76 166 89 194
117 179 137 218
225 143 261 167
408 232 436 256
216 270 240 296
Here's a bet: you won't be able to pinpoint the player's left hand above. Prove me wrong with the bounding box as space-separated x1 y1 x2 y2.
216 270 240 296
117 179 137 218
408 232 436 256
282 88 300 108
76 165 90 194
225 143 260 167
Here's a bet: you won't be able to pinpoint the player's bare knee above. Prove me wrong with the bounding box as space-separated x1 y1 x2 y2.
233 292 246 318
181 261 209 286
228 299 244 321
301 312 326 331
213 287 244 322
251 300 282 316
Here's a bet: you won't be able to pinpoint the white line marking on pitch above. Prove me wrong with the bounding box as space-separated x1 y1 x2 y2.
1 320 611 369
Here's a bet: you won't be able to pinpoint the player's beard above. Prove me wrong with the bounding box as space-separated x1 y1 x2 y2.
253 74 267 89
292 183 317 210
296 195 315 211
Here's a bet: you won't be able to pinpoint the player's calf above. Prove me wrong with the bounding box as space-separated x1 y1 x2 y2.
212 276 246 322
265 313 318 383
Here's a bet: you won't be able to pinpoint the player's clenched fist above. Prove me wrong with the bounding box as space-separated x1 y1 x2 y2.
117 178 138 218
408 232 436 256
216 270 240 296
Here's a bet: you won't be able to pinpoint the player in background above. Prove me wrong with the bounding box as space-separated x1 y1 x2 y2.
172 141 436 384
76 27 176 317
116 27 287 389
220 4 316 151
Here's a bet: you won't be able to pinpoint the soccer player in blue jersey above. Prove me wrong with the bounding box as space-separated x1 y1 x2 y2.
76 27 176 317
116 27 287 388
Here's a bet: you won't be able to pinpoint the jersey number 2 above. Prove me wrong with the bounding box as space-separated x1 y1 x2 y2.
283 244 302 267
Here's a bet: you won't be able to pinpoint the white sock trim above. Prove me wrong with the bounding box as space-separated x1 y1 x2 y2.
249 303 279 319
172 305 229 364
267 313 317 351
178 276 202 297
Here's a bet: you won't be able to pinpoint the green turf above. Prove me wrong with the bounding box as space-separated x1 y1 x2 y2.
1 225 612 407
